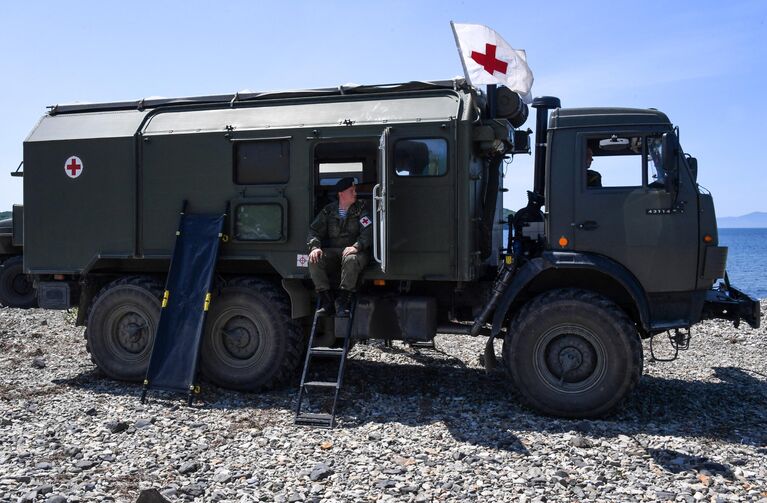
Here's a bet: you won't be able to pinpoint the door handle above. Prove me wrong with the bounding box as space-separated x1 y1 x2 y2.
576 220 599 231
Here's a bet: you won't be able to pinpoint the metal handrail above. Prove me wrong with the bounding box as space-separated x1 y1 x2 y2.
372 183 382 265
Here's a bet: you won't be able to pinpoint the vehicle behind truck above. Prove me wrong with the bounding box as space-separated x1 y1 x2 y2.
19 79 759 417
0 205 36 308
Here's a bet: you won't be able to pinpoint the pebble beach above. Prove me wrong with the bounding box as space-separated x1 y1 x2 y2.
1 303 765 502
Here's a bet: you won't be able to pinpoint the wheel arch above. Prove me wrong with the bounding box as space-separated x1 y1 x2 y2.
491 251 651 337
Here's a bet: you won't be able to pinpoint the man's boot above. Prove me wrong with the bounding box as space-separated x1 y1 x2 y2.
316 290 335 316
335 290 353 318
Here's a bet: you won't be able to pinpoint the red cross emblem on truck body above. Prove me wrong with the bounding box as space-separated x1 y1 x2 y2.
64 156 84 179
471 44 508 75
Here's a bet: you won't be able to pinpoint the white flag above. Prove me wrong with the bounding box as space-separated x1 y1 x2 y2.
451 22 534 103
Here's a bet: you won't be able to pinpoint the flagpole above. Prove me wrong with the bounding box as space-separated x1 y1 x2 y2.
451 21 497 118
450 21 471 86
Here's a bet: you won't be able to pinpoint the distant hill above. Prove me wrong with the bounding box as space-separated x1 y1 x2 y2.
717 212 767 228
0 211 11 221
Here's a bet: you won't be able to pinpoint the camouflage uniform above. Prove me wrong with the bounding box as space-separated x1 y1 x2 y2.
307 200 372 292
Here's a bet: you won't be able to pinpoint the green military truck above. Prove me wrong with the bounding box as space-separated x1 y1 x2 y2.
18 80 759 417
0 206 36 308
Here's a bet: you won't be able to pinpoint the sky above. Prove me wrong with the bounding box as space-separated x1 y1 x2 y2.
1 0 765 217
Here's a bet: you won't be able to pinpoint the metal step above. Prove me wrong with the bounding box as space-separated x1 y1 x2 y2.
295 412 334 427
303 381 338 388
294 295 356 429
309 347 344 356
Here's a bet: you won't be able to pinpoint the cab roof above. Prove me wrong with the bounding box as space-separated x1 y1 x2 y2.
550 107 671 129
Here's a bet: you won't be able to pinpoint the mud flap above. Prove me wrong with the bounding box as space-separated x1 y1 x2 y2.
142 210 226 404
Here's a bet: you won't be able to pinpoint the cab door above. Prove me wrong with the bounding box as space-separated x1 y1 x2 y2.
572 132 698 293
380 128 455 279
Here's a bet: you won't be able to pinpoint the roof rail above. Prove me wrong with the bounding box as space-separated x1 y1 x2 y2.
49 79 470 115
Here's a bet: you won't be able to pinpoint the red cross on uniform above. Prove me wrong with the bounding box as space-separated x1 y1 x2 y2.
64 156 84 179
470 43 508 75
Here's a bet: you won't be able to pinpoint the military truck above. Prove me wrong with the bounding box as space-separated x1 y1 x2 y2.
18 80 759 417
0 206 36 308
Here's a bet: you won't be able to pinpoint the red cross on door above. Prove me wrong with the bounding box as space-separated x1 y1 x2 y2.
64 156 84 179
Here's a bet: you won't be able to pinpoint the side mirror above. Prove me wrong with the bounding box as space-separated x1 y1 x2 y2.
662 132 679 195
686 155 698 183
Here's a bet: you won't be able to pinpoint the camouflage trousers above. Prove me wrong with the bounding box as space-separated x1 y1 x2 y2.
308 248 369 292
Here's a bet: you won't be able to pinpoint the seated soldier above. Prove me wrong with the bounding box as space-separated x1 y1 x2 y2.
585 147 602 188
307 177 372 317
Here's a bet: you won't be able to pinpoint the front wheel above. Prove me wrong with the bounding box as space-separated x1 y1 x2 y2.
503 289 642 418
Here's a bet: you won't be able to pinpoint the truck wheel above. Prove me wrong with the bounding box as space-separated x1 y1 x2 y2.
85 276 162 382
200 279 304 391
503 289 642 418
0 256 37 308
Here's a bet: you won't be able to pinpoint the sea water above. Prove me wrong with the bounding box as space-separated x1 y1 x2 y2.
500 228 767 299
719 228 767 299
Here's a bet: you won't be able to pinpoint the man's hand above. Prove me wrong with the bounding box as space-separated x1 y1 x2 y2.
309 248 323 264
342 245 358 258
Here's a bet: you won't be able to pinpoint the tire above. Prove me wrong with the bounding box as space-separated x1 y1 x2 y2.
503 288 642 418
0 256 37 308
85 276 162 381
200 278 304 391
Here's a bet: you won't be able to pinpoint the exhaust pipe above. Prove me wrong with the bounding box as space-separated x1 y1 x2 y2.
531 97 561 197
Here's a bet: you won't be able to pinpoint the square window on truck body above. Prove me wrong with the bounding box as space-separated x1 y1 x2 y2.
235 140 290 185
235 204 283 241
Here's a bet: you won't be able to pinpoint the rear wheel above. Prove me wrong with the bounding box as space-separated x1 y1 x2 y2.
503 289 642 418
200 278 304 390
0 256 37 308
85 276 162 381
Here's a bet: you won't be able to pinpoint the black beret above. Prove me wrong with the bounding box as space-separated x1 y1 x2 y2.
334 177 355 193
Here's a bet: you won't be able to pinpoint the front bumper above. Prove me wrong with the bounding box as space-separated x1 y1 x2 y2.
702 282 761 329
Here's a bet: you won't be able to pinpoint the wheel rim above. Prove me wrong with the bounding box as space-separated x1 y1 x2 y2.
10 272 34 298
105 305 154 360
209 306 268 367
533 324 607 394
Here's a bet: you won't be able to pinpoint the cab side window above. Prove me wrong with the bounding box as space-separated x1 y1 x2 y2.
394 139 447 176
585 136 643 188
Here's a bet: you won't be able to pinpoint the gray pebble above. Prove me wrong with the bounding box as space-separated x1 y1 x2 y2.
309 463 333 481
179 483 205 497
74 459 97 470
38 484 54 495
569 435 592 448
134 418 153 429
178 461 200 474
106 421 130 434
212 468 232 483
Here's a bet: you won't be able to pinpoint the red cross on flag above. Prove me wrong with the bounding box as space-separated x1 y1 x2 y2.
451 22 534 103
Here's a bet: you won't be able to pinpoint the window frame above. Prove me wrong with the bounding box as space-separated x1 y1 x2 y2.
580 132 670 191
230 197 288 243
